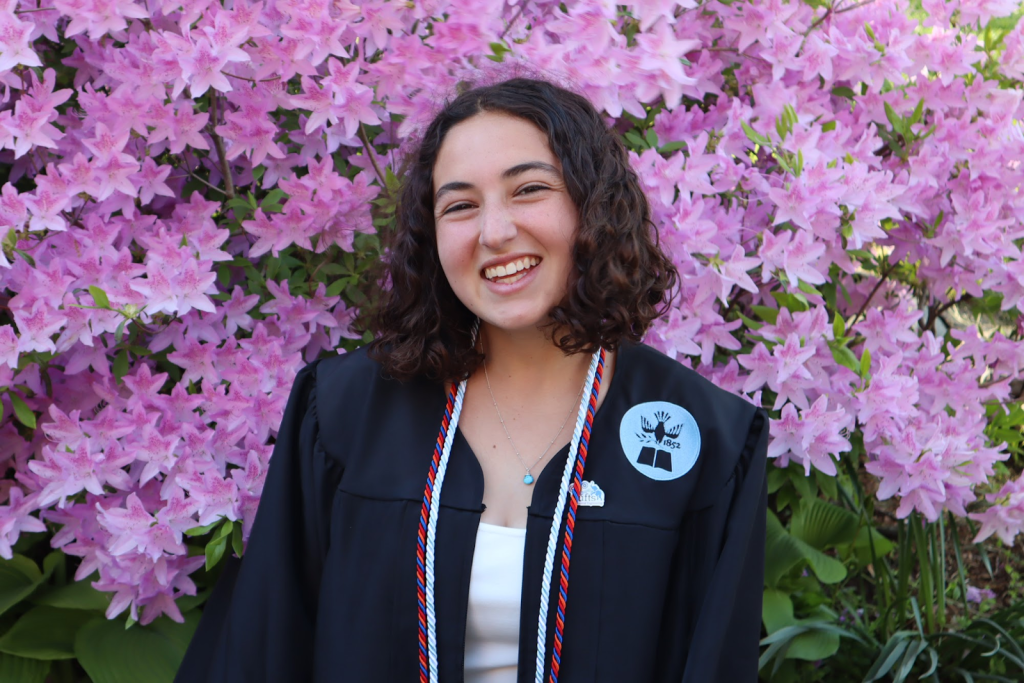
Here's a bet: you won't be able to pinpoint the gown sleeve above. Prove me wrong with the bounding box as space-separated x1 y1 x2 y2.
174 359 340 683
680 407 769 683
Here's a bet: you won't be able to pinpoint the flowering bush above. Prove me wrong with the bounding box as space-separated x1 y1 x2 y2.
0 0 1021 670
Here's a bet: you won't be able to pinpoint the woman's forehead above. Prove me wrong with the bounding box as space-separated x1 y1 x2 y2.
432 112 560 190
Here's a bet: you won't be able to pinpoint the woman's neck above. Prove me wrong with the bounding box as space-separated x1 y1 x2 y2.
477 323 593 395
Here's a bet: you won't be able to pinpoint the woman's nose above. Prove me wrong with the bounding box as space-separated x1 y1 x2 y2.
478 203 517 250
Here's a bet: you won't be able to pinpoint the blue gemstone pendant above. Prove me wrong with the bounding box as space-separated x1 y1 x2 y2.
523 473 535 485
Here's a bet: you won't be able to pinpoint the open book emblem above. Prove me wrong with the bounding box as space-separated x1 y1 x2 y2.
579 480 605 507
619 401 701 481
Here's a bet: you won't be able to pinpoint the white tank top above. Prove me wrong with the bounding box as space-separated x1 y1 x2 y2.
464 522 526 683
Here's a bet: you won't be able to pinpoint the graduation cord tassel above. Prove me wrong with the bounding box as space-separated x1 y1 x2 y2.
417 378 467 683
416 342 603 683
535 347 605 683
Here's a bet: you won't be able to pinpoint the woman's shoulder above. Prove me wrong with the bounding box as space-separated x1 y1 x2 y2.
618 343 767 504
621 342 758 422
306 344 442 424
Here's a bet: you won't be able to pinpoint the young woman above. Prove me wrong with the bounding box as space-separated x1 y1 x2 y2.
175 78 769 683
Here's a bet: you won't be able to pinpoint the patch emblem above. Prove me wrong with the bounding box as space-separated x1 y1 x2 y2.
619 401 700 481
578 480 605 507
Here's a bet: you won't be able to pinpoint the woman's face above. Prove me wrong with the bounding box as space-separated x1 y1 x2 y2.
432 111 577 335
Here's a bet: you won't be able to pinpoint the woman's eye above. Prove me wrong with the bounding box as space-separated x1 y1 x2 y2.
519 185 548 195
442 202 473 215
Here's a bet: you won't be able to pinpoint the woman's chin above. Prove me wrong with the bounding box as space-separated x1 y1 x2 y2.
476 310 554 336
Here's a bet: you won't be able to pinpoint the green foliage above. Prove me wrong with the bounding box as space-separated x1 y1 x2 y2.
74 613 199 683
0 652 49 683
0 549 197 683
185 518 244 572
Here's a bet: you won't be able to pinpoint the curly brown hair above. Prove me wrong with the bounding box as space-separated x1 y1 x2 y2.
364 77 678 382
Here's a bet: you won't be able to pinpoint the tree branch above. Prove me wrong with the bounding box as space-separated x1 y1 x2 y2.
208 92 236 200
849 260 895 329
922 298 962 333
500 0 530 40
358 123 387 188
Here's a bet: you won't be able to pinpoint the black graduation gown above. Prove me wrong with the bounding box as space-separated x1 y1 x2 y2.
174 342 769 683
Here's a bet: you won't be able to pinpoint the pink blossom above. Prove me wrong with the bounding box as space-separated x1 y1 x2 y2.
29 440 134 509
970 475 1024 546
0 10 41 72
0 488 45 559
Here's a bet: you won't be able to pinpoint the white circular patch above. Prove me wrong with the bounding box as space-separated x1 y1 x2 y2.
619 401 701 481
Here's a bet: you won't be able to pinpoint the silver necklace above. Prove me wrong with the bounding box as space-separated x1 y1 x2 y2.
482 359 585 485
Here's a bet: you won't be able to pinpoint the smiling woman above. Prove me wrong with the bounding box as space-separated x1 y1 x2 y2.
175 78 769 683
433 113 578 340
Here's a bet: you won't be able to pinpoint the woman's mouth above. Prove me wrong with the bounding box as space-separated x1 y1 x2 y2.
483 256 540 285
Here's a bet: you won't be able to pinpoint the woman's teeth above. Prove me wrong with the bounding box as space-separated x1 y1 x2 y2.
484 257 540 283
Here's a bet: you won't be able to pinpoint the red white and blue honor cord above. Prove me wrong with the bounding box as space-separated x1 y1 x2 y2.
416 346 606 683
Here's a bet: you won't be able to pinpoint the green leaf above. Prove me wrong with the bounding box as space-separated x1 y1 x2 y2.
815 468 838 501
884 101 904 136
184 520 220 537
225 197 253 214
845 525 895 565
832 314 845 340
644 129 658 149
892 638 929 682
262 188 287 209
326 278 348 297
12 250 35 267
0 652 49 683
775 115 788 142
487 40 510 62
623 130 647 149
786 626 841 661
765 510 847 585
40 553 61 584
74 614 196 683
32 580 111 611
791 470 816 500
8 393 35 430
799 540 847 584
0 557 42 618
751 305 779 325
764 512 805 588
771 291 809 312
762 588 797 634
146 613 200 659
821 120 836 132
231 522 243 558
796 280 819 297
909 98 925 127
88 286 110 309
0 606 94 660
831 86 856 100
863 632 914 681
205 535 227 572
0 556 42 619
791 498 860 550
759 622 844 666
741 121 770 147
113 351 130 382
860 346 872 379
829 343 859 374
174 589 210 614
737 312 762 330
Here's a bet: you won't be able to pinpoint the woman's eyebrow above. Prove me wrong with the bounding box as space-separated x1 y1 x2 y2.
434 162 561 204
